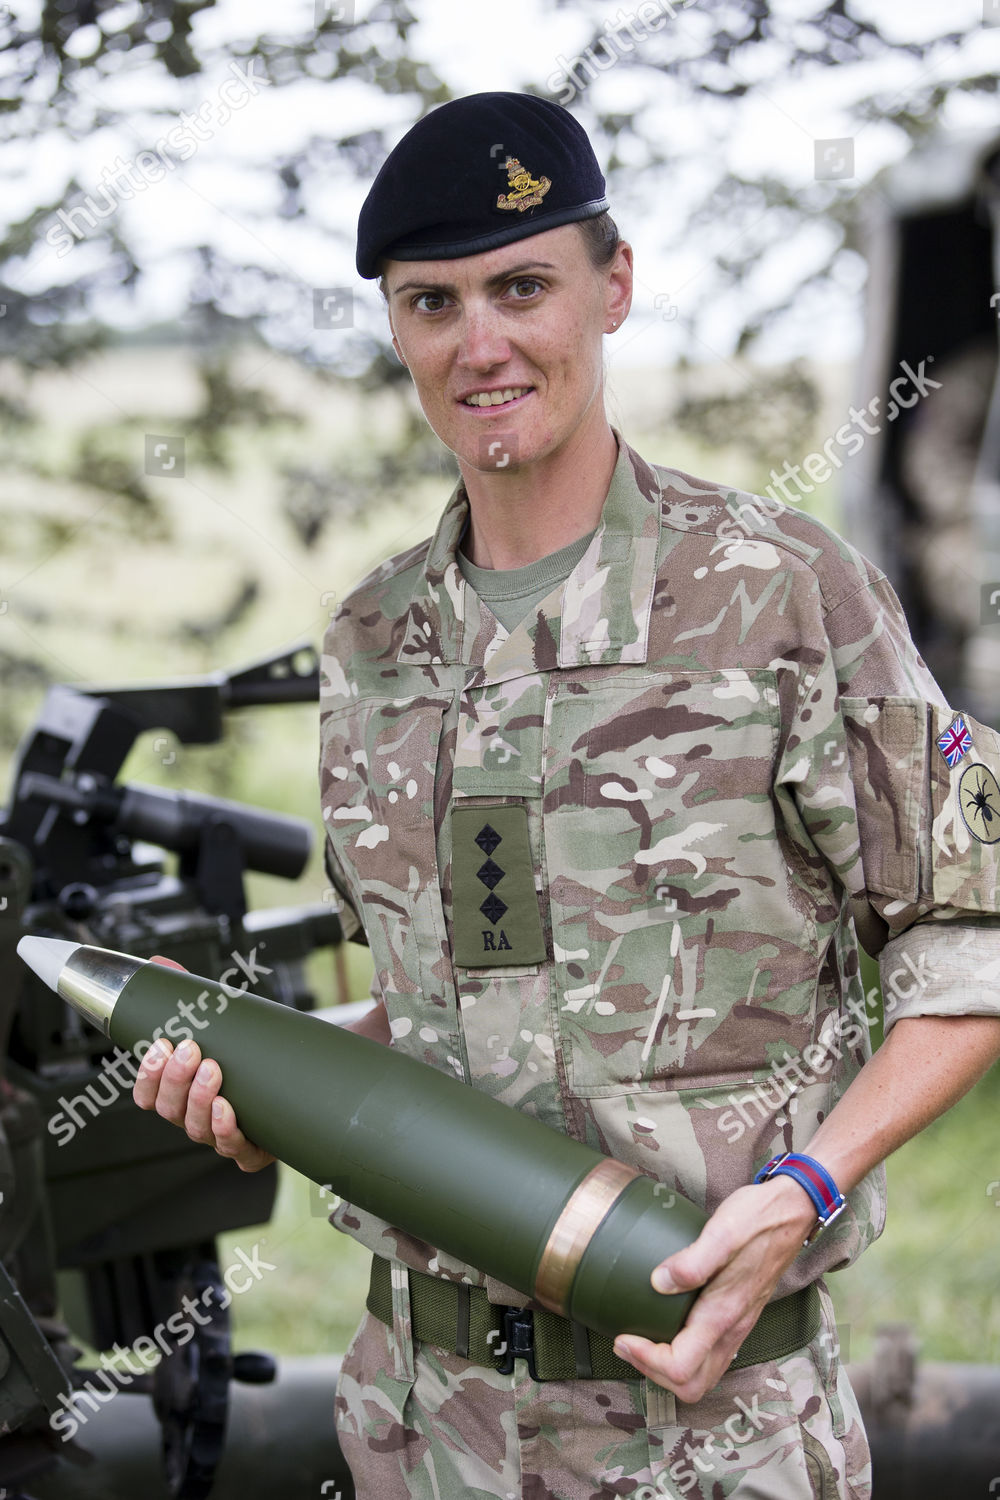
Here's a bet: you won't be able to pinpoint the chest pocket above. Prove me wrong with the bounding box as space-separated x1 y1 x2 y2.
320 693 453 1032
542 669 814 1095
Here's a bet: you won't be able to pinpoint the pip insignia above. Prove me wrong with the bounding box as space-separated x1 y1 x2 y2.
497 156 552 213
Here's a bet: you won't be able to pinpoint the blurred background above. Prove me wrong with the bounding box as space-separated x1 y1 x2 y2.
2 0 999 1440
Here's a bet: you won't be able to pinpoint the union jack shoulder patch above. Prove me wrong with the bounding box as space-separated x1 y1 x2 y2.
937 716 973 769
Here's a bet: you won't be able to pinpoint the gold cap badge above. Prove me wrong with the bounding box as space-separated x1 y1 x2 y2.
497 156 552 213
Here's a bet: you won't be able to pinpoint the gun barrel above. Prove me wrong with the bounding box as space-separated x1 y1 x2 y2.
18 773 311 880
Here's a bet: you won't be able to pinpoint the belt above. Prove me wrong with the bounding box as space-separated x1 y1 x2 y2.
367 1256 821 1382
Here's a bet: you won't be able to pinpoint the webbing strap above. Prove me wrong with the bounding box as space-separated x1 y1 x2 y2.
367 1257 821 1381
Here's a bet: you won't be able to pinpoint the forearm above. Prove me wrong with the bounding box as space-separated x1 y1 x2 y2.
344 997 391 1045
617 1012 1000 1398
803 1013 1000 1194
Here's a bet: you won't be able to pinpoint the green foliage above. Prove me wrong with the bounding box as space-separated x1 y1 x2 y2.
2 0 994 513
671 362 822 468
219 1168 373 1358
829 1064 1000 1365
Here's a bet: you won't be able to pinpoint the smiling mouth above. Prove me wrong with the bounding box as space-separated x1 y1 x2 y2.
462 386 533 408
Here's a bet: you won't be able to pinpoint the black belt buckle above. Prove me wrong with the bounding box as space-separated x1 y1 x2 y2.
493 1307 539 1380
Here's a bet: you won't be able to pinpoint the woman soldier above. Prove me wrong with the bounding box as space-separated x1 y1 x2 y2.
137 92 1000 1500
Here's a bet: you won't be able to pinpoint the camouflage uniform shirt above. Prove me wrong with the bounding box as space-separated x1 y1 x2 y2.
319 433 1000 1306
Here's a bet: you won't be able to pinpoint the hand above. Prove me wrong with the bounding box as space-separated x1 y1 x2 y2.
132 955 276 1174
612 1177 818 1401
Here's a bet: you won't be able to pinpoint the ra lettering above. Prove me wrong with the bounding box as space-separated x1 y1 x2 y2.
481 930 512 952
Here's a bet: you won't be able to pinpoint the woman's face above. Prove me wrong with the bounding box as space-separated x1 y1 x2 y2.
383 224 632 477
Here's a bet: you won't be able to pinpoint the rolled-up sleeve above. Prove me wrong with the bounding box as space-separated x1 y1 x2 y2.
878 920 1000 1031
777 572 1000 995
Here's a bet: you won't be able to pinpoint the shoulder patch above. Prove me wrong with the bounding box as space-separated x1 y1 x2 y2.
937 715 973 768
958 762 1000 845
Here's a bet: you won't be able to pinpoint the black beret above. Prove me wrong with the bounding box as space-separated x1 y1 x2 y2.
356 91 609 279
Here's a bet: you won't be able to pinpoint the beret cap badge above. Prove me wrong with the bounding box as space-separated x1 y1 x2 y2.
496 156 552 214
355 91 609 279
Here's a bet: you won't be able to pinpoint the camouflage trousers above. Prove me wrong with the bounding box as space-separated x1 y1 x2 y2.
335 1278 871 1499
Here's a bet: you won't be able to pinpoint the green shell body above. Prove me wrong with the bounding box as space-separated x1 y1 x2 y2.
117 964 704 1343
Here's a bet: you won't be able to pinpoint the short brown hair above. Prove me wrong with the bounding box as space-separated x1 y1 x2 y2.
575 210 621 271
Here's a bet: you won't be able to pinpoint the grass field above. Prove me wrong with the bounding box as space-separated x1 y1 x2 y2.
5 347 998 1374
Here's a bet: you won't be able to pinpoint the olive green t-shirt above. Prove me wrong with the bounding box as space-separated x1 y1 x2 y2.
457 525 598 633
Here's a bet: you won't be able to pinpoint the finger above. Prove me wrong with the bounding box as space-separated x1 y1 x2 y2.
134 959 191 1113
650 1250 706 1296
614 1277 752 1390
208 1095 276 1173
183 1054 225 1144
149 954 188 971
615 1292 750 1397
133 1038 173 1109
651 1207 745 1294
151 1036 203 1125
616 1319 713 1388
613 1334 720 1403
614 1333 677 1381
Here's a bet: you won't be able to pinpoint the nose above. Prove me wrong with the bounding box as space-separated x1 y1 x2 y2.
456 300 511 372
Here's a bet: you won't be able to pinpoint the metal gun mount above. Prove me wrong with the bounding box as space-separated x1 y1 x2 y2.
0 641 347 1499
3 640 322 925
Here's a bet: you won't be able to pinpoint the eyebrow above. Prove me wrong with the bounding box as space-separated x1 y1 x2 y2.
388 260 558 298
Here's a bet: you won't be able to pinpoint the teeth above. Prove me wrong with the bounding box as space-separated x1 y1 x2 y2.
464 387 529 406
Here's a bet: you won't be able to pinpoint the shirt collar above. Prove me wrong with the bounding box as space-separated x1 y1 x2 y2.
395 431 663 677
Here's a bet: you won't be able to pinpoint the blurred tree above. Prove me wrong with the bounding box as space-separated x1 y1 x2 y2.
0 0 451 703
1 0 998 682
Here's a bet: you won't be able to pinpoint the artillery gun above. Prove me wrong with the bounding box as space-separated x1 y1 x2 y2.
0 642 355 1499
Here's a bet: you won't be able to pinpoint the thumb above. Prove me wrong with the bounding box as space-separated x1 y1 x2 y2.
149 954 188 972
651 1221 730 1295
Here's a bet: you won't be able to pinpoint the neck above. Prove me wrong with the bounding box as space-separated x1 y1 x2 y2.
457 418 618 570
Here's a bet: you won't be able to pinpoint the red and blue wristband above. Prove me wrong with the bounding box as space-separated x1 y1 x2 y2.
753 1151 846 1245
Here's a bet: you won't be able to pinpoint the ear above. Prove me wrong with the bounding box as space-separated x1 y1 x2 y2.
604 240 634 334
